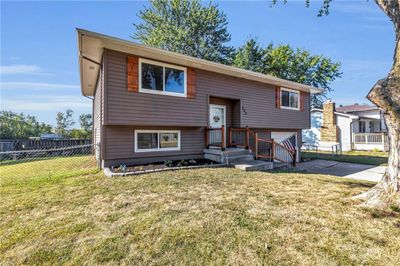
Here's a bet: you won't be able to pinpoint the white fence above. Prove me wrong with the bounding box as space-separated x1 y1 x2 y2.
352 133 388 151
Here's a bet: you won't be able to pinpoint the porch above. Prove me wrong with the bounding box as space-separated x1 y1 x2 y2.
204 126 297 166
352 132 389 151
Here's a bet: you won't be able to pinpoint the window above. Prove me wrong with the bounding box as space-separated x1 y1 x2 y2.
139 59 186 96
359 121 366 133
280 88 299 110
135 130 181 152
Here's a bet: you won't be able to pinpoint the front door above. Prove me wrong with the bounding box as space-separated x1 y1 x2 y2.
209 104 226 147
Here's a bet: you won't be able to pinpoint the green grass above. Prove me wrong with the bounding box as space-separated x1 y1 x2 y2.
302 150 389 166
1 156 399 265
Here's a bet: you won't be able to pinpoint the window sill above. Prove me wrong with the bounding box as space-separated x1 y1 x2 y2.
139 88 187 98
281 106 300 111
134 148 181 153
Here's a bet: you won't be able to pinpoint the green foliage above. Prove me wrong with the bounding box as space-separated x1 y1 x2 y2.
232 38 266 73
69 129 91 139
55 109 75 137
0 111 52 139
133 0 234 64
233 38 341 107
79 114 92 132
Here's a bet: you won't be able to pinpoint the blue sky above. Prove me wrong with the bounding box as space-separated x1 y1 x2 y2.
0 0 394 126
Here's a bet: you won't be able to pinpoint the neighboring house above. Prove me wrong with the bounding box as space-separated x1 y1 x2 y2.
303 101 388 152
77 29 322 168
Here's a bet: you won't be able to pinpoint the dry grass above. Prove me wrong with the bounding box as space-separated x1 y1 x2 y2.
1 156 399 265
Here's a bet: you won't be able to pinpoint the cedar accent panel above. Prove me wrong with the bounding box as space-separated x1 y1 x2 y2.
187 68 196 98
275 87 281 109
127 56 138 92
300 91 306 111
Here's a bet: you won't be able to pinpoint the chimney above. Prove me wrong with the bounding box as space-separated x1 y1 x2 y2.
320 100 338 142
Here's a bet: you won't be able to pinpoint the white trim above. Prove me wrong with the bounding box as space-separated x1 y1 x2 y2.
138 58 187 97
134 130 181 153
280 87 300 111
209 104 226 147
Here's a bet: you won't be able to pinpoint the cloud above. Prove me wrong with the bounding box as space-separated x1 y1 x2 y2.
1 82 80 90
1 95 91 111
0 64 45 75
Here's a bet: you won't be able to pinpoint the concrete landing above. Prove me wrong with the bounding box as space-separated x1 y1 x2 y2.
233 160 273 171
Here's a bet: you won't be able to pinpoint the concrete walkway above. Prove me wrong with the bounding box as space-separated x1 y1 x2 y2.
296 159 385 182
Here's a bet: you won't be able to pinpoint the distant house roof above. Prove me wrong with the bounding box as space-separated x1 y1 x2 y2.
335 104 378 113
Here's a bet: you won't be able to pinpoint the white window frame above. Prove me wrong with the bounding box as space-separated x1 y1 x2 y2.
139 58 187 97
280 88 300 111
134 130 181 153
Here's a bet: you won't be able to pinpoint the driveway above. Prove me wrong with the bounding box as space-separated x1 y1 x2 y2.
296 159 385 182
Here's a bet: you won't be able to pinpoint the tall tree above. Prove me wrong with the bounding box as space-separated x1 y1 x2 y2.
271 0 399 207
233 39 341 107
79 114 92 132
55 109 74 137
0 111 52 139
133 0 234 64
233 38 266 73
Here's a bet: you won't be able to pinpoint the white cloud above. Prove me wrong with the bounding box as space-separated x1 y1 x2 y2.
1 95 91 111
1 82 80 90
0 64 45 75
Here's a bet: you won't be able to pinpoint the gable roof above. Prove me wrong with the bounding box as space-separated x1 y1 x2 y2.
77 28 323 97
336 104 378 113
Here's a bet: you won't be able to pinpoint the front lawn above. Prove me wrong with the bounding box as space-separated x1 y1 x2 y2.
302 150 389 166
1 156 399 265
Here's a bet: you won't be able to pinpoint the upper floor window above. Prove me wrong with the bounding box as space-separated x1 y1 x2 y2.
139 58 186 97
281 88 299 110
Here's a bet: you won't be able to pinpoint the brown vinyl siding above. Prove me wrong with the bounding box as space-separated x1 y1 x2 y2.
104 49 310 129
104 126 204 163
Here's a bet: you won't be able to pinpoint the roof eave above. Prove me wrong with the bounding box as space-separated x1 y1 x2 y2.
77 28 324 96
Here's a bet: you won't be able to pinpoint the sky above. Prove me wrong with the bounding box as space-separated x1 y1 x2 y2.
0 0 394 126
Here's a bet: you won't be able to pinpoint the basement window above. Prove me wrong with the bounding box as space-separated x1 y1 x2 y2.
134 130 181 152
281 88 300 110
139 58 186 97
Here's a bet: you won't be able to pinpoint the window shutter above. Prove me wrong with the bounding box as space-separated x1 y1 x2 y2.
127 56 139 92
300 91 306 111
275 86 281 108
187 68 196 98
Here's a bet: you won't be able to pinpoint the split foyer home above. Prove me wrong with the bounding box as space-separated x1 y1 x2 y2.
303 101 389 152
77 29 323 168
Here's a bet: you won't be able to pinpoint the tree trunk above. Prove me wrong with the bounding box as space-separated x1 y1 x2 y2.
355 0 400 207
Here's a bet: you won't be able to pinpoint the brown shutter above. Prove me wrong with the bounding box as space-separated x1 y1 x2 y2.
127 56 139 92
187 68 196 98
300 91 306 111
275 86 281 108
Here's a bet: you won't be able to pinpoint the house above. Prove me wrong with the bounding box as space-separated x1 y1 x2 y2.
302 101 389 152
77 29 323 168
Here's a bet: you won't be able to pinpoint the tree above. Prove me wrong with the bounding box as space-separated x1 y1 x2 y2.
77 114 93 139
0 111 52 139
233 38 266 73
271 0 399 207
233 38 341 107
133 0 234 64
55 109 74 137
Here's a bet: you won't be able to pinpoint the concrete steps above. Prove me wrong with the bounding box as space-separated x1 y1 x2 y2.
233 160 274 171
204 148 292 171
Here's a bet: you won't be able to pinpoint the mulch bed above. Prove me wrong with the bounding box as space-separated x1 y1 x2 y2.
110 159 217 174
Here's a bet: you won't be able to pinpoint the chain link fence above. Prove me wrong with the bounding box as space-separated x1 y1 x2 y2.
0 143 100 181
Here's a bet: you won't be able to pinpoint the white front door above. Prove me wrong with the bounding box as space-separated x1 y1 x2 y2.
209 104 226 146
